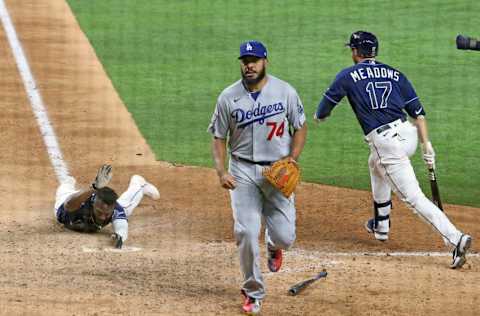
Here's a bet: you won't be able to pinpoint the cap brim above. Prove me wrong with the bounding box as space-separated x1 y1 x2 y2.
238 54 265 59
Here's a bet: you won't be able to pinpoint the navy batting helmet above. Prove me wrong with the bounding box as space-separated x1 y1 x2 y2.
346 31 378 57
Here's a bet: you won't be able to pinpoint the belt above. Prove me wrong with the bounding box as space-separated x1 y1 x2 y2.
233 155 273 166
376 116 407 134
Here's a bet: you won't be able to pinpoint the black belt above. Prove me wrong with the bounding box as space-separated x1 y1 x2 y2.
233 156 273 166
376 117 407 134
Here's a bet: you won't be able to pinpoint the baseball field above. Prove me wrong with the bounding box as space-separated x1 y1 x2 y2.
0 0 479 315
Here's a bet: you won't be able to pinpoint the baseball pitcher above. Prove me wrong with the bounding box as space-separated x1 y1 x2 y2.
54 164 160 248
208 41 307 315
314 31 472 269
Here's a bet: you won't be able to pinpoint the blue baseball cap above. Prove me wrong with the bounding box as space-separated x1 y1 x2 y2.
238 41 268 59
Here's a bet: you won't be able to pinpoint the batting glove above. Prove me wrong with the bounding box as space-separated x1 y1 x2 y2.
92 164 112 190
421 141 435 169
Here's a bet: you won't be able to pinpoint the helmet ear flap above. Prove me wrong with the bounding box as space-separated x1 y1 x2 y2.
358 44 378 57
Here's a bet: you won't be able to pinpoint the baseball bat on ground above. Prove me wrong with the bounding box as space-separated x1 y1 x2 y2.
288 269 327 296
428 168 443 211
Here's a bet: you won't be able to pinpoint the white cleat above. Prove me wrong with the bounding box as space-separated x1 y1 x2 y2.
365 218 389 242
451 234 472 269
143 181 160 200
131 175 160 200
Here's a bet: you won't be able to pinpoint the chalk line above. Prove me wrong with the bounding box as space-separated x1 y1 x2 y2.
0 0 69 183
289 248 480 258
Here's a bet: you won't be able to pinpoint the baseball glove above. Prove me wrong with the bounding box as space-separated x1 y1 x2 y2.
263 158 300 198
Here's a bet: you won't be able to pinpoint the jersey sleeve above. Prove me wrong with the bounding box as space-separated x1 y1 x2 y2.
55 203 69 223
315 98 336 119
113 204 127 220
286 87 306 130
207 94 230 139
400 75 426 118
316 72 347 119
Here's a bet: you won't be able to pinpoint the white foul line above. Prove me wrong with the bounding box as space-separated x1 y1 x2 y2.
0 0 69 183
289 248 480 258
312 251 480 257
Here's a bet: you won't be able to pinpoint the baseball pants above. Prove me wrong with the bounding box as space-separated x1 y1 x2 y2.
366 119 463 246
229 158 296 300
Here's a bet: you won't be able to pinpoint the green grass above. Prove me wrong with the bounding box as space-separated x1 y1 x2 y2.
67 0 480 207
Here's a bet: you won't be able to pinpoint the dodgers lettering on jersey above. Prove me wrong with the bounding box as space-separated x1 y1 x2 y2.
208 74 306 162
316 60 425 135
231 102 285 128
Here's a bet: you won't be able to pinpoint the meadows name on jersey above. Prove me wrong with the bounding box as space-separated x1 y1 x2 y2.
350 65 400 83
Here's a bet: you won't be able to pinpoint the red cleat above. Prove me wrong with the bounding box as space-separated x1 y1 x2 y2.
267 246 283 273
241 291 262 315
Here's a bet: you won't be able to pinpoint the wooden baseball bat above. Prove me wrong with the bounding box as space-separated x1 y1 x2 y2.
288 270 327 296
428 167 443 211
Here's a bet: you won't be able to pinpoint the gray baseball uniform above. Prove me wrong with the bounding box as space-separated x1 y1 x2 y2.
208 74 306 300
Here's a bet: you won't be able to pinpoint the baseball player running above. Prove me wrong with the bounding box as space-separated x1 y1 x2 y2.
54 164 160 248
208 41 307 314
314 31 472 269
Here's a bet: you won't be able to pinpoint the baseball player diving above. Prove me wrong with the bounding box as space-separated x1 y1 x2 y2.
53 164 160 248
314 31 472 269
208 41 307 315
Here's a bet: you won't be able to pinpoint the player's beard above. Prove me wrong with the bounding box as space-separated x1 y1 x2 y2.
241 67 266 86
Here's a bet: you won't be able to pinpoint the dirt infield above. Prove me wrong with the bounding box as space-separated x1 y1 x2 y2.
0 1 478 315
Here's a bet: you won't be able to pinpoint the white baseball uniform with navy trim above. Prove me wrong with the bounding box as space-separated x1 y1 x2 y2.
54 176 150 241
316 60 463 247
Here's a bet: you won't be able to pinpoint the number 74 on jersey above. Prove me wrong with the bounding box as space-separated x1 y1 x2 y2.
266 121 285 140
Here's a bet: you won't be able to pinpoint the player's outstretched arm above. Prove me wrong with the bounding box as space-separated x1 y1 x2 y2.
414 116 435 169
63 188 95 212
112 218 128 249
211 137 236 190
414 115 430 144
64 164 113 212
314 98 336 123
